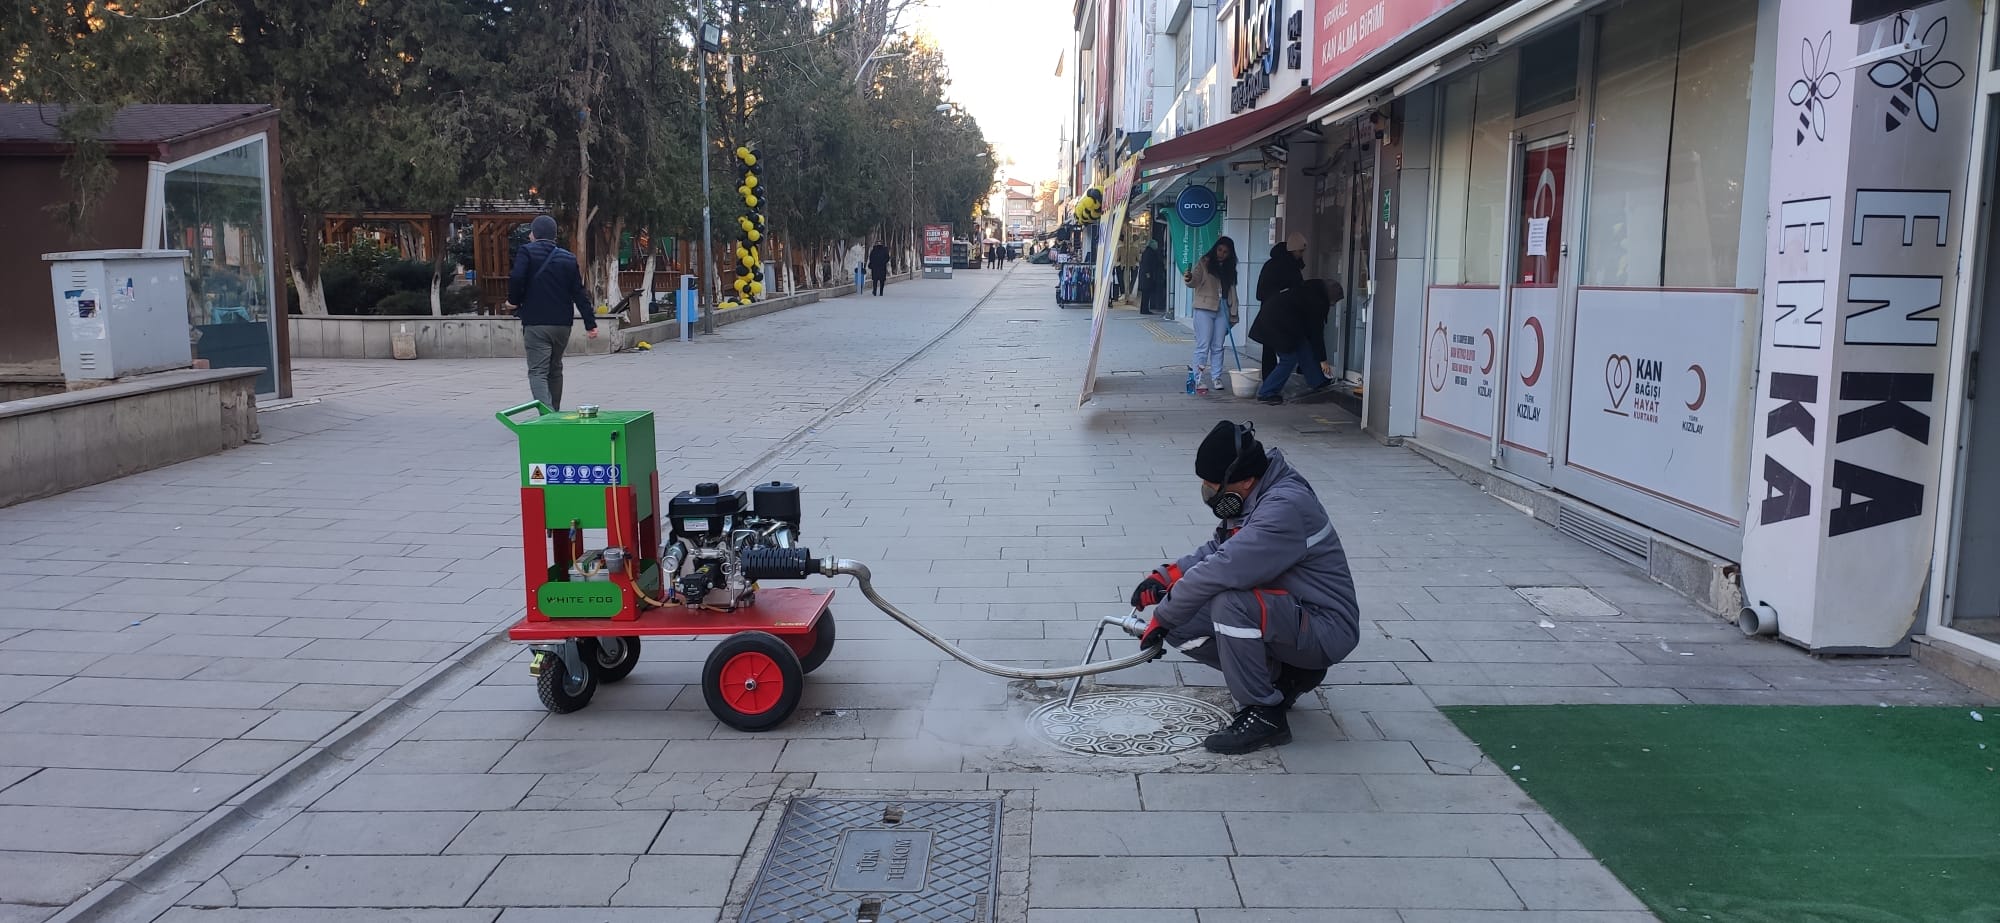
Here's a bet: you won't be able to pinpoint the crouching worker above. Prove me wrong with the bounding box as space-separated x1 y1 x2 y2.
1130 421 1360 754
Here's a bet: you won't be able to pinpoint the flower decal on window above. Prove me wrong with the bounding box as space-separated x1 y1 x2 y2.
1867 13 1964 133
1788 31 1841 145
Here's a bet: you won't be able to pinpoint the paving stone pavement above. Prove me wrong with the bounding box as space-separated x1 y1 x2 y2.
1 265 1988 922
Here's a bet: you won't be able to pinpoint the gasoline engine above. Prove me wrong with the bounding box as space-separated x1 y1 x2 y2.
662 481 817 610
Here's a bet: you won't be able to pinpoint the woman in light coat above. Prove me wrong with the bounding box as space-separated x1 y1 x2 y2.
1183 236 1239 394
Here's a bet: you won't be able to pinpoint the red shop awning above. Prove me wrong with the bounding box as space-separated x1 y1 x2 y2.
1137 88 1316 178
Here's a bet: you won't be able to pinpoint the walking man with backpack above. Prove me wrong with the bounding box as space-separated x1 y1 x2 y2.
506 215 597 411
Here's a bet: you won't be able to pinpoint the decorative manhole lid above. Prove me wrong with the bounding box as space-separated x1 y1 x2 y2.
1029 692 1230 756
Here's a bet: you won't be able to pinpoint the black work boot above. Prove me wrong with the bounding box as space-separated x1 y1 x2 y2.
1204 703 1292 754
1277 665 1329 710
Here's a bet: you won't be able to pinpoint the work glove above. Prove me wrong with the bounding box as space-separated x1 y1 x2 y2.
1140 616 1168 649
1128 563 1183 609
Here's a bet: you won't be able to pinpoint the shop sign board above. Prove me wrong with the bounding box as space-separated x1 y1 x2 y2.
1739 1 1973 650
1081 157 1141 407
1564 289 1754 524
1418 286 1500 439
1231 0 1305 112
1176 185 1219 227
1315 0 1469 91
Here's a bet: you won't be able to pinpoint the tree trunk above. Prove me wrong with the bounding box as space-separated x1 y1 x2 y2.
288 201 329 316
639 249 658 322
428 215 448 317
600 218 624 316
290 267 328 316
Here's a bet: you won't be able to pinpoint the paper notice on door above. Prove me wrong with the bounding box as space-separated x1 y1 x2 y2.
1526 218 1551 258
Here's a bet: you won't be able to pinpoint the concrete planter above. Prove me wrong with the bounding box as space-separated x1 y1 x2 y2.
0 367 261 508
290 275 912 360
289 315 625 360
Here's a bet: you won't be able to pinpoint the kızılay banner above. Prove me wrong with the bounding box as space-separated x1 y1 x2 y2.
1315 0 1467 90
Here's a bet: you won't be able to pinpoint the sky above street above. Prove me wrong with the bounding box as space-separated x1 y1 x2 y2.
914 0 1071 185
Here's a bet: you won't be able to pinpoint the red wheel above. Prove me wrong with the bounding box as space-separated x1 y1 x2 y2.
702 631 803 732
783 609 836 674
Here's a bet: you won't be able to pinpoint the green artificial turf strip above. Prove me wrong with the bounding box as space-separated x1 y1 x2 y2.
1442 705 2000 923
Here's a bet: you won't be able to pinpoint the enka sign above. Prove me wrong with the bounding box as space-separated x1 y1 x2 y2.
1175 186 1218 228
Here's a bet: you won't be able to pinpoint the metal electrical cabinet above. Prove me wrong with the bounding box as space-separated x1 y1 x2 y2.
42 250 195 380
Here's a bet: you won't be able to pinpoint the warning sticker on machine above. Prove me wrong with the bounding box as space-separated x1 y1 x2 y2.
529 463 621 486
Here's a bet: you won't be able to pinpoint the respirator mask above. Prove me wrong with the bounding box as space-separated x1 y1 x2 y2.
1201 423 1253 520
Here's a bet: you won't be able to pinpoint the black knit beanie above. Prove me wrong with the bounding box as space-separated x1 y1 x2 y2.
530 215 559 241
1195 420 1268 483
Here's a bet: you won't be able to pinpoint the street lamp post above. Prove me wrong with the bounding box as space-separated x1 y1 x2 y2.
697 19 723 334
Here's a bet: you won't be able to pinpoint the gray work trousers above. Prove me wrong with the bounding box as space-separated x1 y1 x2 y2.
1175 589 1359 707
523 325 572 410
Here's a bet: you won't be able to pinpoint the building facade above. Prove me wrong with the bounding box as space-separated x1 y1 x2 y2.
1074 0 2000 680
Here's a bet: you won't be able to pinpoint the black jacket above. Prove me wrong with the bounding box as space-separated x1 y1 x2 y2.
1249 245 1310 351
508 239 596 330
1255 244 1305 304
1138 242 1167 289
1298 279 1336 364
868 244 891 275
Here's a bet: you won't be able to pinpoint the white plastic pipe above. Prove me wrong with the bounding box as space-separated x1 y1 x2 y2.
1738 603 1780 637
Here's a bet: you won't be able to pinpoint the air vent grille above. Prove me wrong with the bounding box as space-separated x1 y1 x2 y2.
1556 503 1648 565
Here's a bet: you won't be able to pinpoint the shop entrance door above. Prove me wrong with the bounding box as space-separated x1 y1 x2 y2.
1939 96 2000 650
1497 123 1573 477
1339 155 1375 382
1308 132 1375 384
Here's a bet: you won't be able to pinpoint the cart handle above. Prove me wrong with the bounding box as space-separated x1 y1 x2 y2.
495 401 554 431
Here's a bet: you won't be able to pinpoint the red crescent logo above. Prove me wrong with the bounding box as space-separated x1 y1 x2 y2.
1480 328 1496 376
1685 364 1708 411
1519 316 1545 387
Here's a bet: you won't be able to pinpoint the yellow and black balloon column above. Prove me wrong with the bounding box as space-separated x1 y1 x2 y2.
1072 187 1104 224
722 145 766 308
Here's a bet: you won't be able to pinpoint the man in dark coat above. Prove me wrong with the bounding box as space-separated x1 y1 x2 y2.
868 242 891 296
1252 234 1308 380
1249 235 1333 404
506 215 597 411
1138 237 1168 315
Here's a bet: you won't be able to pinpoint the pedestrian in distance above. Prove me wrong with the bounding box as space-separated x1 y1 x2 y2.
1138 236 1168 315
868 241 890 296
1130 420 1361 754
849 244 866 295
505 214 597 412
1183 235 1239 395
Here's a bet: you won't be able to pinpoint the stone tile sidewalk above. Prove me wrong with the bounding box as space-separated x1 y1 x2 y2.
0 264 1986 923
0 273 1002 922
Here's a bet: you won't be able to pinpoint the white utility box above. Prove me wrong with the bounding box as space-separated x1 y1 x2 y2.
43 249 194 380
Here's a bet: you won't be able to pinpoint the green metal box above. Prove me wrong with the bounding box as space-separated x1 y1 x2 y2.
499 404 657 528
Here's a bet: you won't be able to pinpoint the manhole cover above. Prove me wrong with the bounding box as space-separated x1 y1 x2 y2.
741 798 1000 923
1030 692 1230 756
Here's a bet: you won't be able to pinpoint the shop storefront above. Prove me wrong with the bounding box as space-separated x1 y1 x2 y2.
1396 0 1767 560
1305 115 1380 384
1920 0 1998 663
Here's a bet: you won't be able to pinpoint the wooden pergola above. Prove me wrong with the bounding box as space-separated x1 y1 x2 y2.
468 210 540 311
322 212 446 261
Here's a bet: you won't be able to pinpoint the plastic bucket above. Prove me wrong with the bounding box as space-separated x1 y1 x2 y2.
1227 369 1263 398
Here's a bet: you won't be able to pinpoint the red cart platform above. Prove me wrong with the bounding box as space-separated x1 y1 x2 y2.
509 587 835 731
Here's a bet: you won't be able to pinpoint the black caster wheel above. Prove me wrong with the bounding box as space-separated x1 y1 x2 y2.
581 636 641 683
703 631 803 732
785 609 835 674
536 649 598 714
